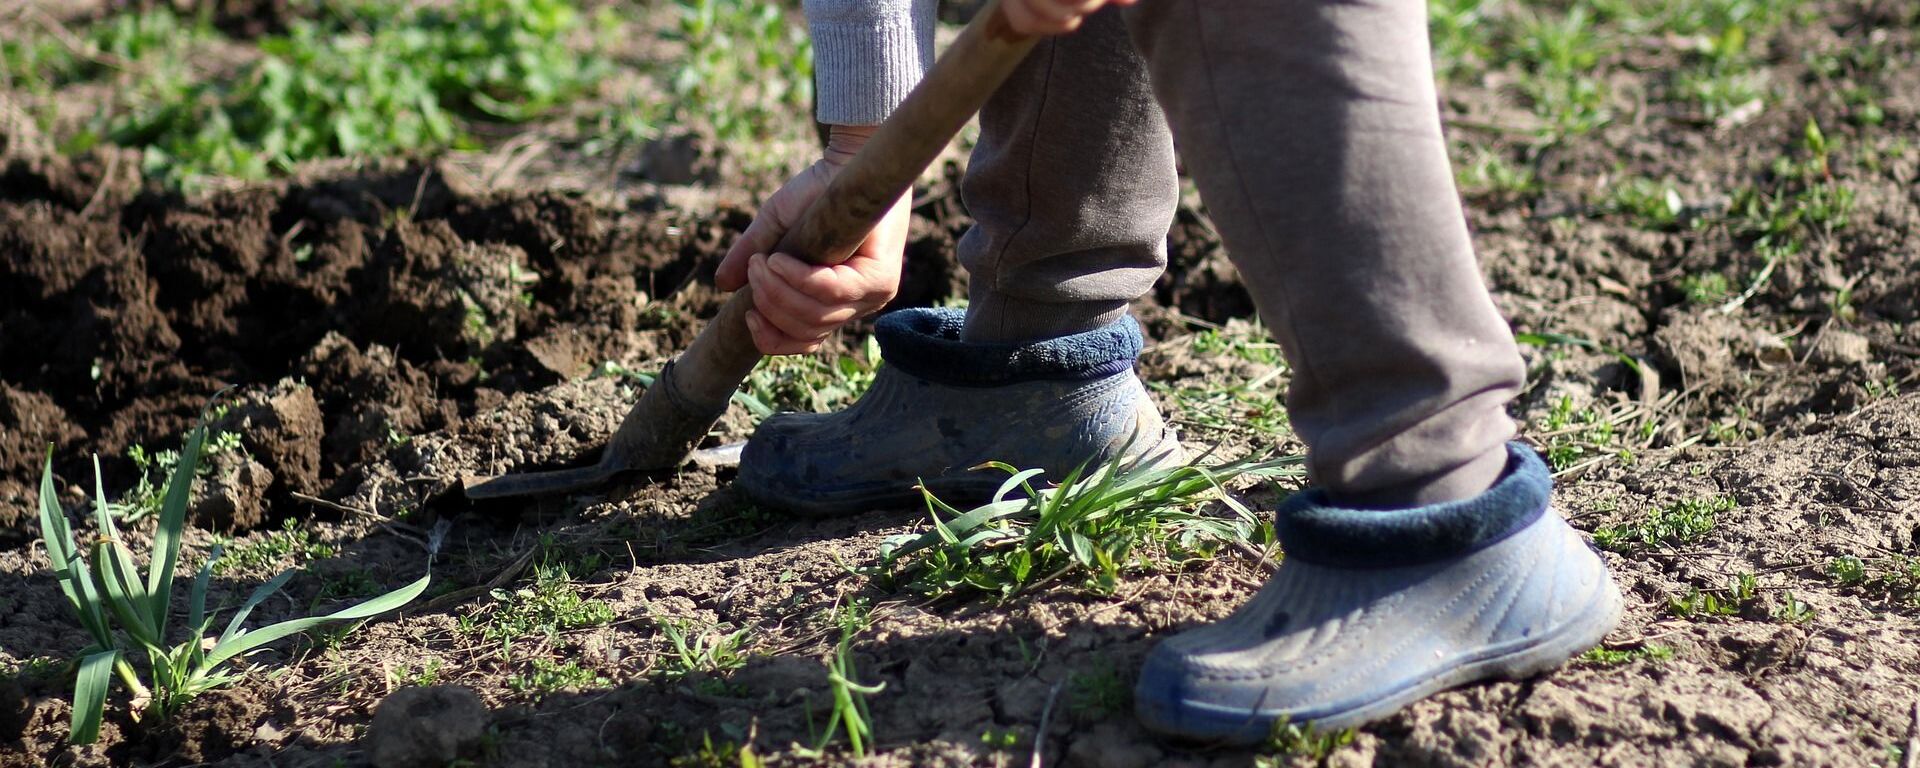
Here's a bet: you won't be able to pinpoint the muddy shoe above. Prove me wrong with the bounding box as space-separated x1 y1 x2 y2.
1134 444 1622 743
737 307 1184 516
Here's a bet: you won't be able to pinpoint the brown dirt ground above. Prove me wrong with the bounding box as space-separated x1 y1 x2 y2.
3 1 1919 766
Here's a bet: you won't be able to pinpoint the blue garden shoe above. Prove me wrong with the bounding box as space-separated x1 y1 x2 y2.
737 307 1184 516
1134 444 1622 743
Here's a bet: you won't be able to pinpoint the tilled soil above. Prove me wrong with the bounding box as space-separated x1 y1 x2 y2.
3 1 1920 766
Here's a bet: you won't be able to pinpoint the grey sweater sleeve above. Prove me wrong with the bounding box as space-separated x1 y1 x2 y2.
804 0 938 125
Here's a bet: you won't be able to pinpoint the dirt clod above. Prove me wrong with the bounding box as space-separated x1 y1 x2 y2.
366 686 489 768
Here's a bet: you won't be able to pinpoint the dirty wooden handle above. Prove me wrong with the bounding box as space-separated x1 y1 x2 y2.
596 0 1040 470
773 0 1037 265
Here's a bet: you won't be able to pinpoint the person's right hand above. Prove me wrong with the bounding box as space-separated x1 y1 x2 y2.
715 126 912 356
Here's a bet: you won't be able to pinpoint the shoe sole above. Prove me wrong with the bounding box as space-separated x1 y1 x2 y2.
1135 566 1625 744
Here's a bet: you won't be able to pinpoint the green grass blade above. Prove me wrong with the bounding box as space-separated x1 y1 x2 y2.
91 538 160 648
69 649 119 745
91 456 156 631
39 452 113 645
148 419 210 640
205 572 428 670
992 468 1046 504
187 544 222 639
219 569 297 644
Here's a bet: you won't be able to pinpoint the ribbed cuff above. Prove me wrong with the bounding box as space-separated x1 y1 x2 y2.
875 307 1142 387
805 0 936 125
1274 444 1552 569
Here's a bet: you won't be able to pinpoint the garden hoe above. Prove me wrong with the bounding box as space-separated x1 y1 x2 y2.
461 0 1038 500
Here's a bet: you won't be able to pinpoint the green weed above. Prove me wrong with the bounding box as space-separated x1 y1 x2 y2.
801 626 885 760
461 564 614 651
1607 177 1688 230
1456 145 1540 201
656 617 752 679
665 0 813 172
736 337 881 421
1826 555 1868 586
1825 555 1920 606
34 413 428 744
877 451 1303 599
1068 665 1130 719
387 658 444 688
1256 718 1357 766
1592 495 1734 552
214 518 339 575
1428 0 1495 81
1579 644 1674 666
1668 571 1758 619
1681 272 1734 306
109 0 605 181
508 658 608 698
1503 5 1612 137
1772 591 1815 623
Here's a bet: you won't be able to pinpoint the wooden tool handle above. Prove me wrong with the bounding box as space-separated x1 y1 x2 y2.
773 0 1037 266
600 1 1039 470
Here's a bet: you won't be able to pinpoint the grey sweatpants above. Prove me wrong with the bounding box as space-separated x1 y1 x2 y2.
957 0 1527 507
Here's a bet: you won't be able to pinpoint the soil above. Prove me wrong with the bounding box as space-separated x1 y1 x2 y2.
2 1 1918 766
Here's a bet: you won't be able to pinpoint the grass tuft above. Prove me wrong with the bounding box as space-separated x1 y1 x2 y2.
877 450 1303 599
34 404 428 744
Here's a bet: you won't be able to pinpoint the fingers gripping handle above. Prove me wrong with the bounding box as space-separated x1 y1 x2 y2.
773 0 1038 266
611 2 1037 472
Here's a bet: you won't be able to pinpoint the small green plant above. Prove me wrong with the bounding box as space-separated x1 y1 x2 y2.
804 627 885 759
1668 571 1757 619
1772 591 1815 623
1826 555 1868 586
980 727 1021 750
1680 272 1734 306
665 0 814 173
1456 146 1540 201
1256 718 1357 765
509 658 608 697
878 451 1304 598
35 416 429 744
736 337 881 421
215 518 340 575
110 0 607 181
1068 665 1130 719
1607 178 1687 230
1824 554 1920 606
463 564 614 651
1579 644 1674 666
1592 495 1735 553
656 617 752 679
388 658 444 688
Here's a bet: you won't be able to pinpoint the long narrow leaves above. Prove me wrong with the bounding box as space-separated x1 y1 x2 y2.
879 449 1305 598
70 650 119 745
33 402 430 745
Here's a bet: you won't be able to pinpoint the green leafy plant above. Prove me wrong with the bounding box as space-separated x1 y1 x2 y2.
1593 495 1735 552
878 450 1304 598
35 417 430 744
1256 718 1357 765
1579 643 1674 666
110 0 606 181
656 617 752 679
802 625 885 759
509 658 609 698
462 563 614 651
1668 571 1757 619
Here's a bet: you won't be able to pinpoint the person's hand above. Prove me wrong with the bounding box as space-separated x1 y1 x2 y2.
1001 0 1136 35
715 126 911 355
